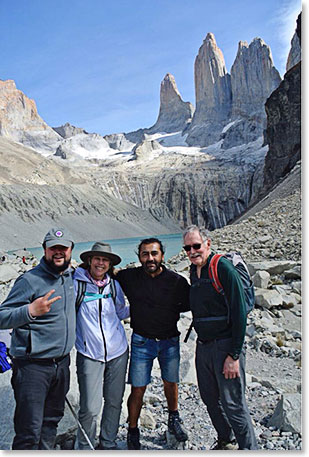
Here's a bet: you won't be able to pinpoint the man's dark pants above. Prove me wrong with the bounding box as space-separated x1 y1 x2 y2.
196 337 258 450
11 355 70 450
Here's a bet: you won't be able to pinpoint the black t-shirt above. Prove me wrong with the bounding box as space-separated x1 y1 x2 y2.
116 266 190 339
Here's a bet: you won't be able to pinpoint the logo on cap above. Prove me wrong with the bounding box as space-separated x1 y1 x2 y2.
55 230 63 237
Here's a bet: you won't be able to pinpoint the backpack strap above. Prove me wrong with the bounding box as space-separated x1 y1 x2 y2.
75 280 87 314
110 278 117 305
208 254 231 323
208 254 224 294
75 278 117 312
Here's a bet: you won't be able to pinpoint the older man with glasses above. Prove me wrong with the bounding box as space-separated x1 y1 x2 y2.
183 225 258 450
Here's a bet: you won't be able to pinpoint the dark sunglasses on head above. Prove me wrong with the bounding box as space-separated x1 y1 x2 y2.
183 243 202 252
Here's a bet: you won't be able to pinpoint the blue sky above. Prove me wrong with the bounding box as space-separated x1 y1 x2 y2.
0 0 301 136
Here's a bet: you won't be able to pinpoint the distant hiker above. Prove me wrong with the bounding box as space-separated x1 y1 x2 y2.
116 237 190 450
183 225 258 450
73 242 129 450
22 255 27 264
0 227 75 450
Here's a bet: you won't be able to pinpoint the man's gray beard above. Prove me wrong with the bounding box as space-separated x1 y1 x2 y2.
45 257 71 272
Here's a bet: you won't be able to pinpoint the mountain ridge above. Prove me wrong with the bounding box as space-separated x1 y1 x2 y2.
0 16 301 249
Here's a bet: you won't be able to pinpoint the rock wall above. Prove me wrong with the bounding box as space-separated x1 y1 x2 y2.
286 13 301 72
231 38 281 118
99 155 262 231
263 62 301 191
263 14 301 193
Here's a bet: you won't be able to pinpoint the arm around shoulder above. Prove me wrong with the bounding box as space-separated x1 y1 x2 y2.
177 274 191 313
114 280 130 320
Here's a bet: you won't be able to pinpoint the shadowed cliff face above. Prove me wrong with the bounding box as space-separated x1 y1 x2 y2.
98 143 266 231
263 13 301 192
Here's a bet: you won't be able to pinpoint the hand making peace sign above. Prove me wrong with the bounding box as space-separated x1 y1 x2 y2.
28 290 61 317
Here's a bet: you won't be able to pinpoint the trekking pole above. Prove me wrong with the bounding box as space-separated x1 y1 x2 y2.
65 397 95 451
184 321 194 343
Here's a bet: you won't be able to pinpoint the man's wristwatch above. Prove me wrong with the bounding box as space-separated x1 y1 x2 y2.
228 353 239 361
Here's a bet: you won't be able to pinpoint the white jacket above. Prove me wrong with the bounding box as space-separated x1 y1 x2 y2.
74 267 129 362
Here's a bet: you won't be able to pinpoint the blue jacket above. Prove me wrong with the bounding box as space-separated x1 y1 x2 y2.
74 267 129 362
0 257 76 359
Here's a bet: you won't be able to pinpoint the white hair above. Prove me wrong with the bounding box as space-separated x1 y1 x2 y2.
182 225 210 243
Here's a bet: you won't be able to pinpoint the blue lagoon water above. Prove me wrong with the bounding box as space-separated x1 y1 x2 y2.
27 233 184 267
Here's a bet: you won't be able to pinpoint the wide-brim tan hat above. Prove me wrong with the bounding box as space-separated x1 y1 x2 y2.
80 242 121 266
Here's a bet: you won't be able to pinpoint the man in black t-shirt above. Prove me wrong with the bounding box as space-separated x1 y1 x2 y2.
116 238 190 450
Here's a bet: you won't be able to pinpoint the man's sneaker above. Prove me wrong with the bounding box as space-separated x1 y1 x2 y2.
168 413 188 442
127 427 141 450
211 438 238 450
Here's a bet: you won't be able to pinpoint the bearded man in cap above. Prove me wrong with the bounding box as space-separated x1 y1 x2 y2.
0 227 76 450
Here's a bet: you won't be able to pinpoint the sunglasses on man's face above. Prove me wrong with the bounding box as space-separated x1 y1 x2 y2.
183 243 202 252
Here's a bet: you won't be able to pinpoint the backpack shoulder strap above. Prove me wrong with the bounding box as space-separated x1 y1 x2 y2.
75 280 87 314
208 254 224 294
110 278 117 305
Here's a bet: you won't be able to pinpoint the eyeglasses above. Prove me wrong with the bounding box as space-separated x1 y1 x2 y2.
183 243 202 252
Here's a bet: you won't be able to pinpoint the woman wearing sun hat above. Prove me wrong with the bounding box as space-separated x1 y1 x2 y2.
73 242 129 450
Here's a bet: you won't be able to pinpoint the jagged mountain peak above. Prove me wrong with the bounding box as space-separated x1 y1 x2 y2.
231 37 281 118
203 32 216 44
0 79 60 153
198 32 226 72
0 79 17 90
160 73 182 104
53 122 89 139
147 73 194 134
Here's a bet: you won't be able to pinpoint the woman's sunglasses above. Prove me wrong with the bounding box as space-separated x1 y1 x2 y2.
183 243 202 252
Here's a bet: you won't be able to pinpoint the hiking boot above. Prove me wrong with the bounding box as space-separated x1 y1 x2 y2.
168 412 188 442
211 438 238 450
127 427 141 450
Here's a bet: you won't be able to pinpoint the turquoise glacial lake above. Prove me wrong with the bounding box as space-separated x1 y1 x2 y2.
27 233 184 268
